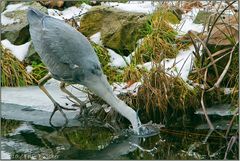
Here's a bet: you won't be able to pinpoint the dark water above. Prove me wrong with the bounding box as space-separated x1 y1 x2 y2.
1 103 239 160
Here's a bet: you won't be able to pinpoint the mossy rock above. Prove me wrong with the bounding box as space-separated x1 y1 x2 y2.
1 1 47 45
80 6 148 56
1 0 8 12
193 10 214 24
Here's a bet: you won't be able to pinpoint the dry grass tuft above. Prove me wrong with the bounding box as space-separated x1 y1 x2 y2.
1 46 35 86
135 65 199 117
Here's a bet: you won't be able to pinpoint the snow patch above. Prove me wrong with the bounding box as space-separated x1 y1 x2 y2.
90 32 102 45
1 40 31 61
161 45 195 81
107 48 131 68
172 8 203 35
137 45 196 81
48 3 91 20
102 1 157 14
112 82 142 95
1 80 88 112
138 62 155 71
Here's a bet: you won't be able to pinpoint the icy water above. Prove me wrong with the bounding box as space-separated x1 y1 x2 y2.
1 103 239 160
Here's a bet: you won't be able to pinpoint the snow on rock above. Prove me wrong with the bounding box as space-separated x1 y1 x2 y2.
48 3 92 20
1 3 28 26
1 79 87 112
102 1 157 14
107 48 131 68
161 45 195 81
171 8 203 35
112 82 142 96
1 40 31 61
1 14 20 26
90 32 102 45
5 3 28 12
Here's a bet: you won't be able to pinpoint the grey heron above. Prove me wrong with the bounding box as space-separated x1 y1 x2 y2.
27 8 143 134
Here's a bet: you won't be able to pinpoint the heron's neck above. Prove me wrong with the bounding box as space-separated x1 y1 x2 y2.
86 75 142 134
102 92 141 134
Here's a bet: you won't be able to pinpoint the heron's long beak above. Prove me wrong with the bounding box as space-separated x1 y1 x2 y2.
85 74 141 134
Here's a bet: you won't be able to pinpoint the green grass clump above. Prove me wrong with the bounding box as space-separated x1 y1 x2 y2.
30 61 48 81
134 7 179 63
1 46 35 86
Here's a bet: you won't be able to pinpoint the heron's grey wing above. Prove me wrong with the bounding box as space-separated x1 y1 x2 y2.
41 16 102 81
27 8 48 55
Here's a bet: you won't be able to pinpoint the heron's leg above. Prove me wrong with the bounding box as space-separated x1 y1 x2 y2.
60 82 87 108
38 73 75 126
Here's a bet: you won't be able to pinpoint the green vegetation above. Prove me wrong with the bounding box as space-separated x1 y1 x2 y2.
134 7 179 64
92 42 123 83
1 119 21 136
30 61 48 81
62 127 113 150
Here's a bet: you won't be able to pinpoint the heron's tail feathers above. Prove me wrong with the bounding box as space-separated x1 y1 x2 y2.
27 8 46 26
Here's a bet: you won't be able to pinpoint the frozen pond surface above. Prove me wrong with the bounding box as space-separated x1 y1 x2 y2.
1 85 238 160
1 102 238 160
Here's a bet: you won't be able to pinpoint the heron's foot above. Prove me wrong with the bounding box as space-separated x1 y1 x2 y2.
135 122 165 137
49 102 76 127
66 96 87 108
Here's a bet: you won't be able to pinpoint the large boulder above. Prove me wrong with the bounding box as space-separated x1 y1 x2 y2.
1 2 47 45
79 6 148 56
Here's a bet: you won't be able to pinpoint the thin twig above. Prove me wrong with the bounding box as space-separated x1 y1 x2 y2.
201 68 214 130
207 41 238 92
225 108 239 137
189 31 219 79
224 134 238 159
192 50 231 74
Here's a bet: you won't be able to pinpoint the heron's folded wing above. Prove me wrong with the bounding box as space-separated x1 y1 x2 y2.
41 16 100 69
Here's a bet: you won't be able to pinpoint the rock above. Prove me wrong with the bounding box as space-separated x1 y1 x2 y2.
1 0 9 12
1 2 47 45
64 1 92 8
169 7 184 22
193 10 214 24
80 6 147 56
182 1 203 13
38 0 64 9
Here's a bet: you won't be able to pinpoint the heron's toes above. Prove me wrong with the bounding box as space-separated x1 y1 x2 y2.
54 102 76 111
